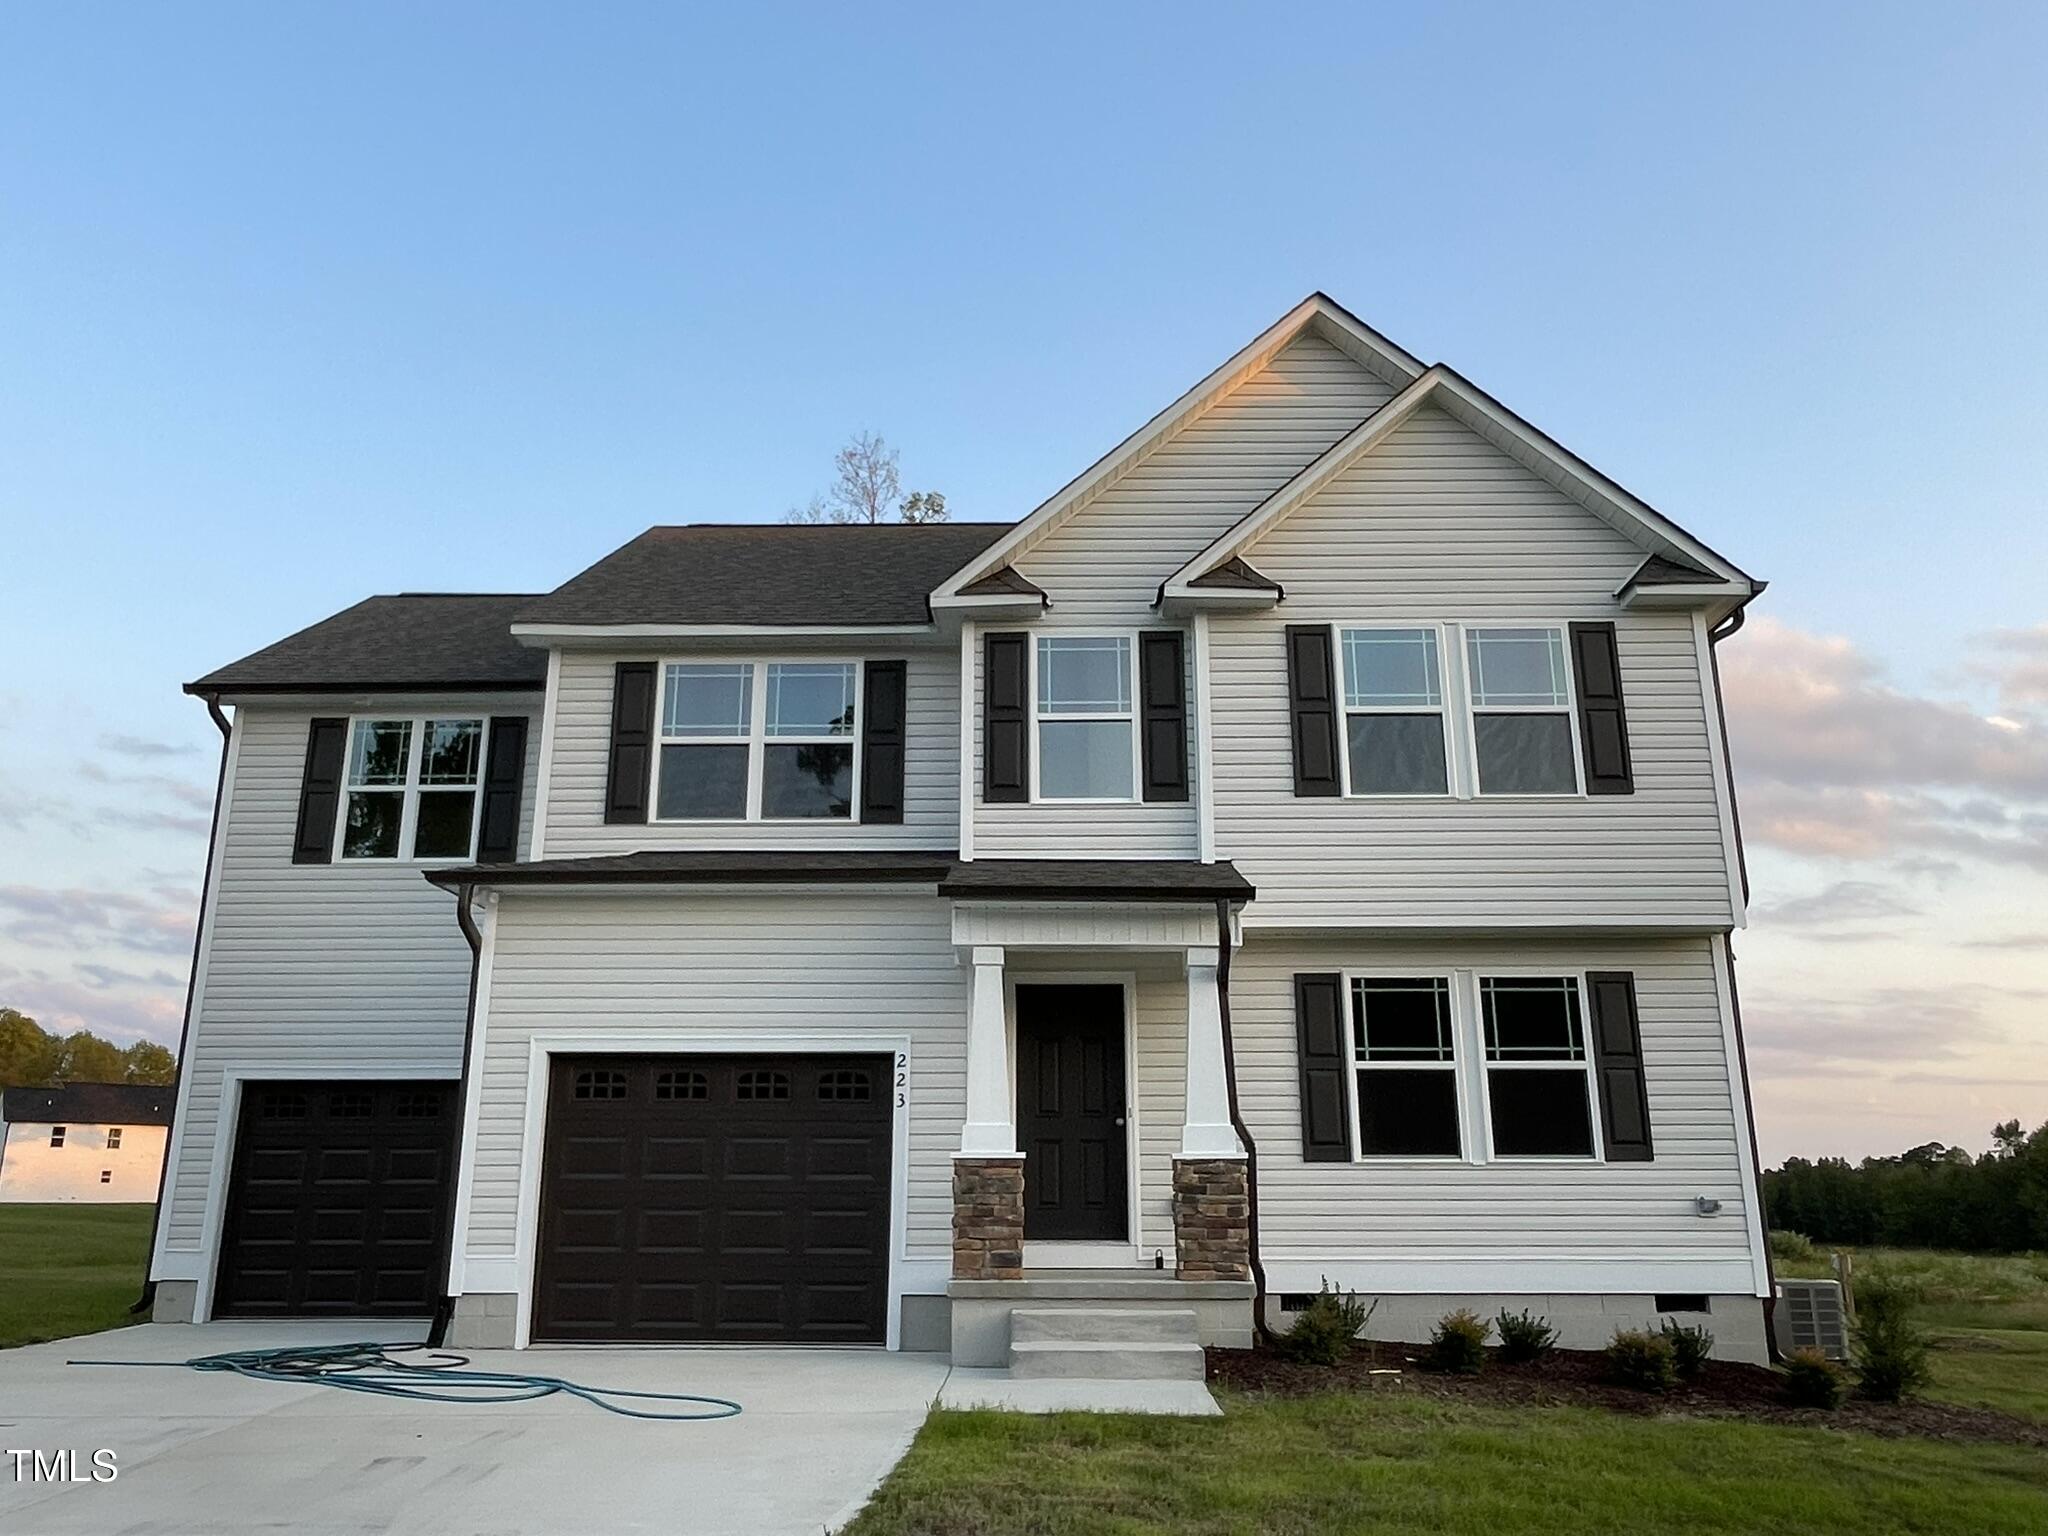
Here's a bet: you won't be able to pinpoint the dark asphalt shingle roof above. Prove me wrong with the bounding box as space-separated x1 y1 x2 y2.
958 566 1047 599
1624 552 1720 587
2 1082 175 1126
188 594 550 696
517 523 1014 628
938 860 1253 902
1187 557 1283 593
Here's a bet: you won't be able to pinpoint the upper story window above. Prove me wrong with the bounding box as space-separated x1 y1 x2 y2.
340 716 483 860
106 1127 123 1149
1340 628 1449 795
1035 635 1135 800
1351 977 1460 1156
49 1125 65 1148
656 661 858 821
1481 976 1596 1157
1465 628 1580 796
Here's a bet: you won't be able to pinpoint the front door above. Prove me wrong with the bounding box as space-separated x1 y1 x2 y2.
1015 985 1128 1241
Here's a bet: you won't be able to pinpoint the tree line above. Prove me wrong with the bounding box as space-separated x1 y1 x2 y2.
0 1008 177 1088
1762 1117 2048 1253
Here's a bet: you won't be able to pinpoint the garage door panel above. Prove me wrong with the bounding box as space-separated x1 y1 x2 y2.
533 1054 891 1343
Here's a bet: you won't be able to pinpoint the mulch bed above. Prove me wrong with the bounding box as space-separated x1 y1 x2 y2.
1206 1340 2048 1449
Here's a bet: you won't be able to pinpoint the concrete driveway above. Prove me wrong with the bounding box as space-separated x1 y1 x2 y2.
0 1322 952 1536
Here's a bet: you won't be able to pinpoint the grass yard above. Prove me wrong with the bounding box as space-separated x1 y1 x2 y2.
0 1203 154 1349
844 1393 2048 1536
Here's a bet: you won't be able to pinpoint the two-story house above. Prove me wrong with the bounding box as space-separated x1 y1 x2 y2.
148 294 1773 1368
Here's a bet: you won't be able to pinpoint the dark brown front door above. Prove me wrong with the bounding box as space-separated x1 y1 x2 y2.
1016 985 1128 1241
532 1054 892 1343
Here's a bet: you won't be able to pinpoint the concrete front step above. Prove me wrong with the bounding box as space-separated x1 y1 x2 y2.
1010 1308 1200 1345
1008 1339 1207 1381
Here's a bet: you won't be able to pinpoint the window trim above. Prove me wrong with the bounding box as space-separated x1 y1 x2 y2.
1343 972 1468 1162
331 713 488 864
1461 623 1587 800
1027 629 1143 805
106 1127 122 1149
1476 970 1606 1163
648 656 866 824
1331 621 1456 801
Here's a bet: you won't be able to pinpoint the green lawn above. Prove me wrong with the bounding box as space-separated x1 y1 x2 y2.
844 1393 2048 1536
0 1204 155 1349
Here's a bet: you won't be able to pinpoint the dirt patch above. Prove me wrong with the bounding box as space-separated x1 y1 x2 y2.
1206 1341 2048 1449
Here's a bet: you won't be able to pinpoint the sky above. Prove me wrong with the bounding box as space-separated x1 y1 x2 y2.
1 3 2043 1164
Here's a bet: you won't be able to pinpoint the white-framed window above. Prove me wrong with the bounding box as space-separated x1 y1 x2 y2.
1338 626 1450 796
1034 634 1137 801
106 1127 122 1149
1479 975 1599 1158
337 716 485 861
1349 976 1462 1156
49 1125 65 1148
653 660 860 821
1464 627 1581 796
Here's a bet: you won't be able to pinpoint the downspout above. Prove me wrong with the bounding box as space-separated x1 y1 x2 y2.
1709 604 1780 1358
428 881 485 1348
131 693 232 1315
1214 897 1277 1345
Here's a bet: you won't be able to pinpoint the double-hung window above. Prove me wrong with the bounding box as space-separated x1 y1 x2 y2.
339 717 484 861
1465 627 1579 795
1035 635 1135 800
655 660 858 820
1350 977 1461 1156
1481 976 1597 1157
1340 627 1449 795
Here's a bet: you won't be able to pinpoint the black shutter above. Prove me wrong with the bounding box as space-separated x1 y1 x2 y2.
860 660 908 825
1284 624 1341 797
292 718 348 865
1138 629 1189 803
603 661 657 825
1569 621 1634 795
983 632 1029 804
1587 970 1654 1162
475 716 530 864
1294 972 1351 1162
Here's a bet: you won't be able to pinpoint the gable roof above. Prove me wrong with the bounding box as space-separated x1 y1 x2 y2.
930 294 1424 603
3 1082 174 1126
1161 364 1757 604
516 523 1012 632
187 593 550 696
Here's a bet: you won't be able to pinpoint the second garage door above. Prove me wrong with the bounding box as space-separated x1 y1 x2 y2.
532 1053 892 1343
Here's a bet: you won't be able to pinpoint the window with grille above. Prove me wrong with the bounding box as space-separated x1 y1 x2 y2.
1481 976 1596 1157
573 1069 628 1101
329 1091 373 1118
655 1070 709 1101
261 1092 308 1119
736 1070 791 1102
395 1091 442 1118
817 1069 871 1102
1350 977 1461 1156
106 1127 123 1149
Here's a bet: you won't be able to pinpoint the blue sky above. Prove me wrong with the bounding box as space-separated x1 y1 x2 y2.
3 3 2044 1160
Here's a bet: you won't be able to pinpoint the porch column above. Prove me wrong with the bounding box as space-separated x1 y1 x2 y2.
1175 944 1251 1282
1179 945 1242 1158
954 945 1024 1280
959 946 1014 1155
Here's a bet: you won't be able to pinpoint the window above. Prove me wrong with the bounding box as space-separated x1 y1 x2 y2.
100 1170 112 1184
1465 628 1578 795
1036 635 1135 800
329 1091 373 1118
817 1069 871 1102
339 716 484 860
49 1126 65 1148
655 661 858 821
1340 628 1449 795
396 1091 443 1118
736 1069 790 1101
573 1069 628 1101
261 1091 308 1119
106 1127 123 1149
1481 976 1596 1157
1350 978 1461 1156
654 1070 708 1101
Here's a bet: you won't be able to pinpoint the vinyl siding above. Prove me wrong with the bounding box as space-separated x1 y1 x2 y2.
1214 402 1733 926
540 645 959 857
1234 931 1761 1288
161 696 541 1252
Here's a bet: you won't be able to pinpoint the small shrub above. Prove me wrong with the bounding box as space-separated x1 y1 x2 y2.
1278 1279 1372 1366
1659 1319 1714 1379
1495 1308 1557 1363
1428 1308 1491 1374
1607 1328 1678 1392
1768 1229 1818 1263
1852 1273 1932 1402
1782 1347 1845 1408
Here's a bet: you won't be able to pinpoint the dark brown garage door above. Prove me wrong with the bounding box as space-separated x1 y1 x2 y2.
214 1079 456 1317
532 1054 892 1343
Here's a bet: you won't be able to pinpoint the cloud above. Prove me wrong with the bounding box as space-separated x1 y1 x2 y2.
1979 625 2048 711
0 884 197 958
76 962 184 991
77 760 215 812
1743 983 2013 1072
98 733 201 760
1958 932 2048 950
1756 879 1920 928
0 971 183 1046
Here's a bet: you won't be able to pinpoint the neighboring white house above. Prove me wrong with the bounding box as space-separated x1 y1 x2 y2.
147 294 1776 1365
0 1083 173 1203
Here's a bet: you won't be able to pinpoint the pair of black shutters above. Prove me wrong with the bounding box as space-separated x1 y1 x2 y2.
601 660 910 825
291 716 529 865
982 630 1188 803
1285 621 1635 796
1292 970 1655 1162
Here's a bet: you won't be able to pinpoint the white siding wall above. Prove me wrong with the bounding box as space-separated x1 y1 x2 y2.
0 1122 167 1203
160 695 540 1253
1214 403 1734 926
540 644 959 857
1233 931 1764 1294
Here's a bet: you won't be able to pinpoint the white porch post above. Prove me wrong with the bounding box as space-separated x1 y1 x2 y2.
959 945 1016 1155
1180 944 1244 1158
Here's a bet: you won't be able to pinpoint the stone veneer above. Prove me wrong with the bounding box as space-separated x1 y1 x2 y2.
951 1156 1026 1279
1172 1157 1252 1281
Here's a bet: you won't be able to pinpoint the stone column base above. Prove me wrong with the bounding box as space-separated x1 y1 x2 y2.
952 1155 1026 1279
1173 1157 1251 1281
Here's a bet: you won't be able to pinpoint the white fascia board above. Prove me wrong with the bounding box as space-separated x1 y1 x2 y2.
928 592 1048 618
930 295 1426 603
509 621 940 646
1156 587 1282 616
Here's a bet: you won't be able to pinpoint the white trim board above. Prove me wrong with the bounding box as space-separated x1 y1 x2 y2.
1262 1258 1765 1297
